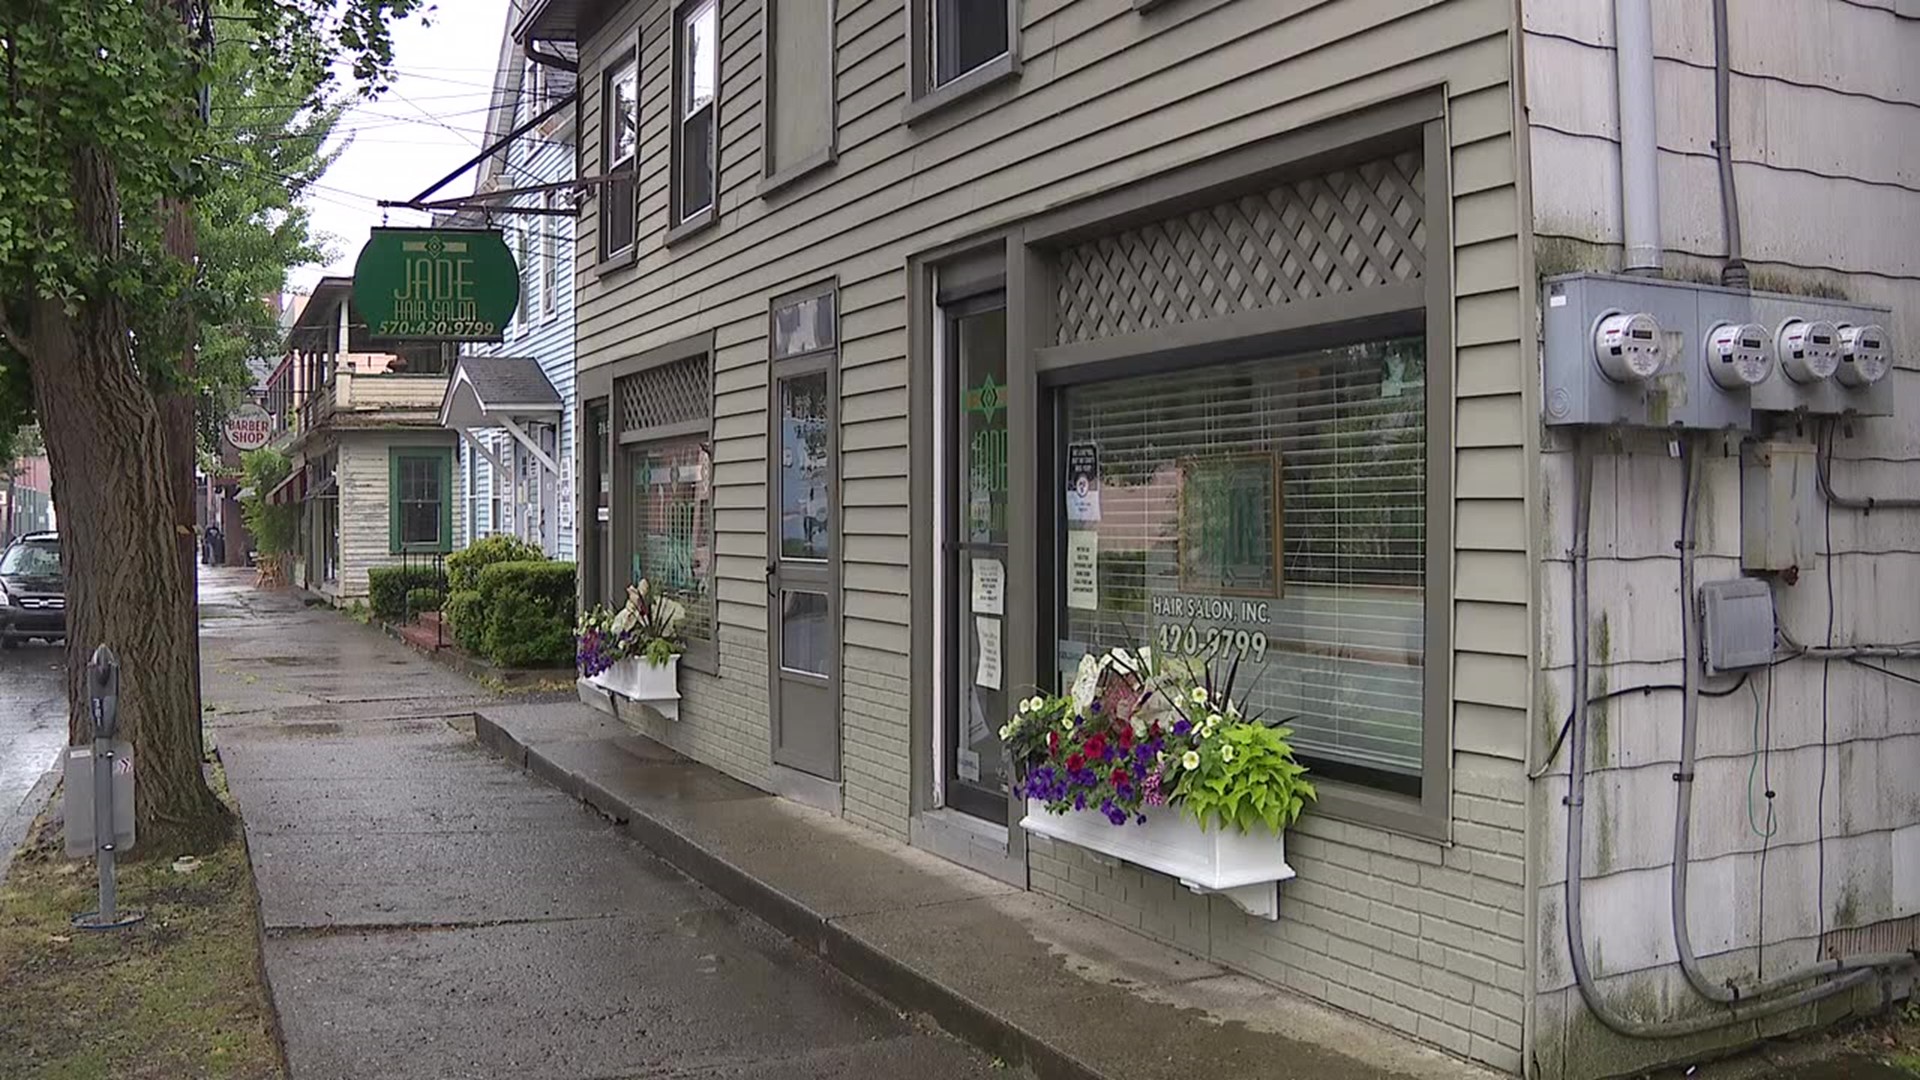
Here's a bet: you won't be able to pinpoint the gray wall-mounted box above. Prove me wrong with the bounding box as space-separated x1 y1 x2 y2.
1700 577 1776 676
1741 440 1820 573
1541 274 1761 431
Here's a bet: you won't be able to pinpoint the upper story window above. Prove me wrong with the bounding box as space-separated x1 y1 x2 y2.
934 0 1007 86
541 192 558 317
670 0 719 236
761 0 835 191
601 49 639 259
516 221 533 332
906 0 1017 122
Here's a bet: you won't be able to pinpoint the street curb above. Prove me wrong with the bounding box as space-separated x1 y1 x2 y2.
0 760 62 890
472 713 1105 1080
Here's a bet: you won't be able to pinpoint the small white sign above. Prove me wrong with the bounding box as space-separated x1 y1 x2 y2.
957 749 981 782
1066 443 1102 523
974 616 1003 690
970 558 1005 616
1066 530 1099 611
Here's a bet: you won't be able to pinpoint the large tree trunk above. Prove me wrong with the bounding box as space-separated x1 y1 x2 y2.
25 145 230 857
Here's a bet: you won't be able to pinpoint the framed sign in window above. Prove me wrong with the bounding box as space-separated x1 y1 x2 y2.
1177 451 1283 599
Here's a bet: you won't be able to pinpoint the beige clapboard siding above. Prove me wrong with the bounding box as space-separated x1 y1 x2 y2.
573 0 1535 1062
574 0 1512 351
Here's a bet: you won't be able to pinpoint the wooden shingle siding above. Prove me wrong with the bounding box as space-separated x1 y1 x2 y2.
573 0 1534 1066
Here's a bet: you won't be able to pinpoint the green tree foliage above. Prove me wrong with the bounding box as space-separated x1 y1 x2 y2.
238 448 298 557
0 0 426 853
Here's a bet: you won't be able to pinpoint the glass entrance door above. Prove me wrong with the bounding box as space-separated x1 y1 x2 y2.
943 294 1010 822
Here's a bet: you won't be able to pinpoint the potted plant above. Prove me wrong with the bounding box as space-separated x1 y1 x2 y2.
577 579 687 719
1000 646 1316 919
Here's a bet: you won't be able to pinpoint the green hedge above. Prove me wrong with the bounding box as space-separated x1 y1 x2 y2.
406 587 444 614
473 561 577 669
445 590 485 653
446 535 546 593
367 566 447 621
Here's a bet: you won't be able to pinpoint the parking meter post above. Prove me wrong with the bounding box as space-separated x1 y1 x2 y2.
72 645 142 931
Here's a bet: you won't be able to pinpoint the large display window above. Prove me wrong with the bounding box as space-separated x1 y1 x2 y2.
1056 338 1427 792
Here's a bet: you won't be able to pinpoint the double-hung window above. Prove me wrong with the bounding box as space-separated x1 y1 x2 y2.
670 0 719 236
601 49 639 260
390 448 453 554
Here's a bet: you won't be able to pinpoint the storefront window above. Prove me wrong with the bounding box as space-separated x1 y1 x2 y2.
1058 338 1427 791
627 438 713 642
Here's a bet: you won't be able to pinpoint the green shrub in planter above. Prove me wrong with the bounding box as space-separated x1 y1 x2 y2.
475 562 577 668
367 566 446 621
446 535 546 593
445 590 485 653
406 587 444 614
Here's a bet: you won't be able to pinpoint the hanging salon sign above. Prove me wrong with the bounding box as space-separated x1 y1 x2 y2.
352 228 520 342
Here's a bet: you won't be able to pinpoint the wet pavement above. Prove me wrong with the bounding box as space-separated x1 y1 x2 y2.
0 638 66 882
198 570 1014 1080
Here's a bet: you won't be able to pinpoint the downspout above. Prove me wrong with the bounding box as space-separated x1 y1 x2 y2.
1710 0 1749 289
1615 0 1662 274
1563 435 1885 1038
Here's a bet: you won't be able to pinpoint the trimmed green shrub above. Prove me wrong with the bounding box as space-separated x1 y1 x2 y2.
445 590 485 653
368 566 446 621
446 535 546 593
475 561 577 668
406 587 444 614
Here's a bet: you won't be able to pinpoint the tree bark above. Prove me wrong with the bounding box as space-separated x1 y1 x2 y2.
25 144 230 857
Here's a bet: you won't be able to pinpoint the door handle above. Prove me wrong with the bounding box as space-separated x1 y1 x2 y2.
766 560 777 597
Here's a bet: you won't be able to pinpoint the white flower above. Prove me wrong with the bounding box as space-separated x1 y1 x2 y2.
1018 699 1031 716
1189 686 1209 705
1208 713 1223 726
1029 696 1047 713
1181 750 1201 771
1070 654 1101 715
1225 701 1241 719
1220 744 1235 763
998 723 1014 740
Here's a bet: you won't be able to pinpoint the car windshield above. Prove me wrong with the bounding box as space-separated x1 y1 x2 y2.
0 541 60 577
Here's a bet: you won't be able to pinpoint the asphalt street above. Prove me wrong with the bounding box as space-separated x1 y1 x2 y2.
0 639 66 881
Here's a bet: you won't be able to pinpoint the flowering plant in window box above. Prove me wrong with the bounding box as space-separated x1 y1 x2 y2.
578 579 686 717
1001 647 1315 919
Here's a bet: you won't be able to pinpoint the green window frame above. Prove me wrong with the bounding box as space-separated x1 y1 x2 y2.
389 447 454 554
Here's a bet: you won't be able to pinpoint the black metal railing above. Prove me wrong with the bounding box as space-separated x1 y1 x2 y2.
398 550 449 649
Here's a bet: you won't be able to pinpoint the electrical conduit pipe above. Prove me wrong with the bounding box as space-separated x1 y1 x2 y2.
1564 436 1883 1039
1616 0 1663 274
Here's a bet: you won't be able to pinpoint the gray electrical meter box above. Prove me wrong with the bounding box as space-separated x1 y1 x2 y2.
1700 577 1776 676
1542 274 1764 431
1745 293 1897 417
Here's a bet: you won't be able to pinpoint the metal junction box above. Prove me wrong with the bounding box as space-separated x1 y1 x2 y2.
1542 274 1898 428
1700 577 1776 676
1740 440 1820 573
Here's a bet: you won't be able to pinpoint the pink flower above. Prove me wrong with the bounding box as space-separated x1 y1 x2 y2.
1142 770 1167 807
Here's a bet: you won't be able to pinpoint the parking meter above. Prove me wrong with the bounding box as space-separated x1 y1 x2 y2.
88 645 120 739
67 644 141 930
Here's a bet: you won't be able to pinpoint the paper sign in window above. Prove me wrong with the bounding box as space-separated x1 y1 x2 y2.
1066 530 1099 611
974 616 1003 690
970 558 1005 615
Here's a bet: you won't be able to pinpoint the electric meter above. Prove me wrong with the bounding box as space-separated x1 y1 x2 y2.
1703 322 1774 389
1593 311 1664 382
1777 318 1841 383
1836 324 1890 387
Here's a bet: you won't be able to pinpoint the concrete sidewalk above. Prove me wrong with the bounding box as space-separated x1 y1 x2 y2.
475 700 1494 1080
200 571 1010 1079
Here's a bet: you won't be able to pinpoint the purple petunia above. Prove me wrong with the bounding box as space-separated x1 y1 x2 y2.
1173 718 1192 736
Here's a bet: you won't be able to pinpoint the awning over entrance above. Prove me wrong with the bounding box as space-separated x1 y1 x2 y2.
265 467 305 506
439 355 565 478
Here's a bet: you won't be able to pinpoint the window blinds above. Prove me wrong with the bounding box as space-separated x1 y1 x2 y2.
1060 338 1427 779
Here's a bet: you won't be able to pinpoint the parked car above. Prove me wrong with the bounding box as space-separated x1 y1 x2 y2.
0 531 65 648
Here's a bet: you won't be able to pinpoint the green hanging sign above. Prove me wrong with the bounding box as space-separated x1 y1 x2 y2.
351 227 520 342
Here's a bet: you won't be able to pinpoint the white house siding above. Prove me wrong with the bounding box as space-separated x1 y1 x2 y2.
332 429 464 600
459 42 580 563
1521 2 1920 1075
571 0 1537 1070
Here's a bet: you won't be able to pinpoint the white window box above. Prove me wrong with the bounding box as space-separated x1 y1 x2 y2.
588 655 681 721
1019 798 1296 920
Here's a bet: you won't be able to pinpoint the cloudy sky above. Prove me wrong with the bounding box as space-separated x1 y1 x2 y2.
290 0 514 290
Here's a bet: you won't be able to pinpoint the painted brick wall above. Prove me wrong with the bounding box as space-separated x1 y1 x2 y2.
1028 751 1531 1075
